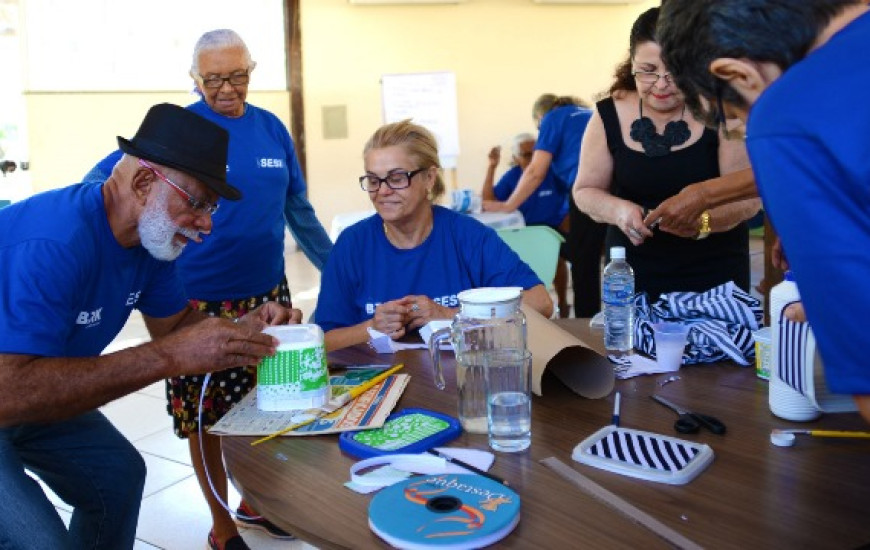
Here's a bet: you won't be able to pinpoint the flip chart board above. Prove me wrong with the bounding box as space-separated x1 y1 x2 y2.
381 71 459 168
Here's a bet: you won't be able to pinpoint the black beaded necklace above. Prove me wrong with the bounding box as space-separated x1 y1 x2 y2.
629 99 691 157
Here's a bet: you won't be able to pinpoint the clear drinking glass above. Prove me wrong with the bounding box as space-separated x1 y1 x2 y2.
485 349 532 452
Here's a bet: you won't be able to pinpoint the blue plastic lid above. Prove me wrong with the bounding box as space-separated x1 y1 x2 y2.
339 408 462 459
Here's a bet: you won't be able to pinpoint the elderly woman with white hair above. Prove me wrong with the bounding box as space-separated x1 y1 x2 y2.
481 132 571 317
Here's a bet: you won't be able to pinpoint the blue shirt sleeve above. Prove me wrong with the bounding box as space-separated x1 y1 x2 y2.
284 191 334 271
313 230 360 332
493 166 521 202
83 149 123 183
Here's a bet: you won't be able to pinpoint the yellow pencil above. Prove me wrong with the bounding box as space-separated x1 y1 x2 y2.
773 429 870 439
250 363 405 446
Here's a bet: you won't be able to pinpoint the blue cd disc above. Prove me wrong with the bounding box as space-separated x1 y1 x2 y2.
368 474 520 549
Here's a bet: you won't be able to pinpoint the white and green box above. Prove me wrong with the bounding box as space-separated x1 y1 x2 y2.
258 324 329 411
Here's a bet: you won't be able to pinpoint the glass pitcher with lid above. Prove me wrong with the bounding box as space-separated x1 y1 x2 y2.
428 287 527 433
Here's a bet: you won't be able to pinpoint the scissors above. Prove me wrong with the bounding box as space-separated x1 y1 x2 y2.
651 395 727 435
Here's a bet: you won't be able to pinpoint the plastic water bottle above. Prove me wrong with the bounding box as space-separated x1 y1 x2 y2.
602 246 635 353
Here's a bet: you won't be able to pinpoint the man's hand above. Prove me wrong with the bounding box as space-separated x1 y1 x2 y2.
154 317 280 376
238 302 302 330
488 146 501 168
783 302 806 323
644 183 708 237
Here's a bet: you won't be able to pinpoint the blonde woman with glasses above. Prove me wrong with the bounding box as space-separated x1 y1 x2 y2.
315 120 553 351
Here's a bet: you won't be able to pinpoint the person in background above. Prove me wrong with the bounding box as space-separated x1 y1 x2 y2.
482 133 571 317
0 103 299 550
656 0 870 421
573 7 760 300
84 29 322 549
483 94 605 318
316 120 553 351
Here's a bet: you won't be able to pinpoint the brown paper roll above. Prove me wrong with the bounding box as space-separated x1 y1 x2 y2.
523 305 614 399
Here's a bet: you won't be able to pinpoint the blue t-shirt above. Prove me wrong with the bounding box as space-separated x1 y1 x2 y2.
0 183 187 357
87 100 326 300
493 165 568 228
746 11 870 394
535 105 593 191
181 101 307 299
314 206 542 332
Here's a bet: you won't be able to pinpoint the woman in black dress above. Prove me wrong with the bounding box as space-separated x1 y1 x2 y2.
573 7 760 300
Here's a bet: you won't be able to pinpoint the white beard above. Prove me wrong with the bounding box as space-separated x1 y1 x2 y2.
138 190 200 261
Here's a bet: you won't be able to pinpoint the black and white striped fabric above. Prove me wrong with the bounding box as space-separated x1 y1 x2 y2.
586 427 700 473
633 282 763 366
776 299 810 395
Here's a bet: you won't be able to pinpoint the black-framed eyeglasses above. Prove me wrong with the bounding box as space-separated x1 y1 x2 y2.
359 168 425 192
198 71 250 89
138 159 219 216
632 70 674 85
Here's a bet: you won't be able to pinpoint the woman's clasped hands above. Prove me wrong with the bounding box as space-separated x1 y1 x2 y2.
372 295 453 340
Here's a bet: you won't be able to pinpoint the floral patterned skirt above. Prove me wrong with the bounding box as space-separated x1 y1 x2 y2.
165 278 292 438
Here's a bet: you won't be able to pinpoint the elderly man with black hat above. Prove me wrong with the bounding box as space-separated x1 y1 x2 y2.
0 103 301 549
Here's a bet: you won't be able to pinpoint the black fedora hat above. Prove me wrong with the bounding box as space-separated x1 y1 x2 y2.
117 103 241 200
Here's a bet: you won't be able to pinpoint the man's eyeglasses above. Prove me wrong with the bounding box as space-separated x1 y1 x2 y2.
632 70 674 85
138 159 219 215
359 168 425 192
198 71 250 89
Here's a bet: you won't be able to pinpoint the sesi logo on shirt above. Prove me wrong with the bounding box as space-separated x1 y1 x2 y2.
258 158 285 168
366 295 459 315
432 295 459 308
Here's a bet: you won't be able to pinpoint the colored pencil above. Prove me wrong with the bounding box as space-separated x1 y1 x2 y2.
772 429 870 439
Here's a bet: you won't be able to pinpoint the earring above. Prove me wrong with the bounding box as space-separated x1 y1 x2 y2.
426 188 435 201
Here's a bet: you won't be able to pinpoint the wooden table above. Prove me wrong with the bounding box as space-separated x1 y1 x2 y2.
223 320 870 549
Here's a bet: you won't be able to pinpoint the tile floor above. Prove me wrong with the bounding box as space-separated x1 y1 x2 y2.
34 234 764 550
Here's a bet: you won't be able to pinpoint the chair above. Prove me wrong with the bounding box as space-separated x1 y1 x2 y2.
496 225 565 285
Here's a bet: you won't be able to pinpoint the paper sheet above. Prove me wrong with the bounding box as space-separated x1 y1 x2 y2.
209 374 409 436
522 305 614 399
345 447 495 494
367 320 452 353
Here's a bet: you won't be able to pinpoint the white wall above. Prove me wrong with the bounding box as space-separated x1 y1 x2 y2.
22 0 658 231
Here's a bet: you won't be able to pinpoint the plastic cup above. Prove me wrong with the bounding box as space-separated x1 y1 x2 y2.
753 327 772 380
257 324 329 411
652 322 690 372
484 350 532 453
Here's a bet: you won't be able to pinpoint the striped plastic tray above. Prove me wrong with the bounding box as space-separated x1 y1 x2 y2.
572 425 714 485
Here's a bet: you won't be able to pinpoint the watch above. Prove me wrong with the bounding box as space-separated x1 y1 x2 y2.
695 211 711 240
